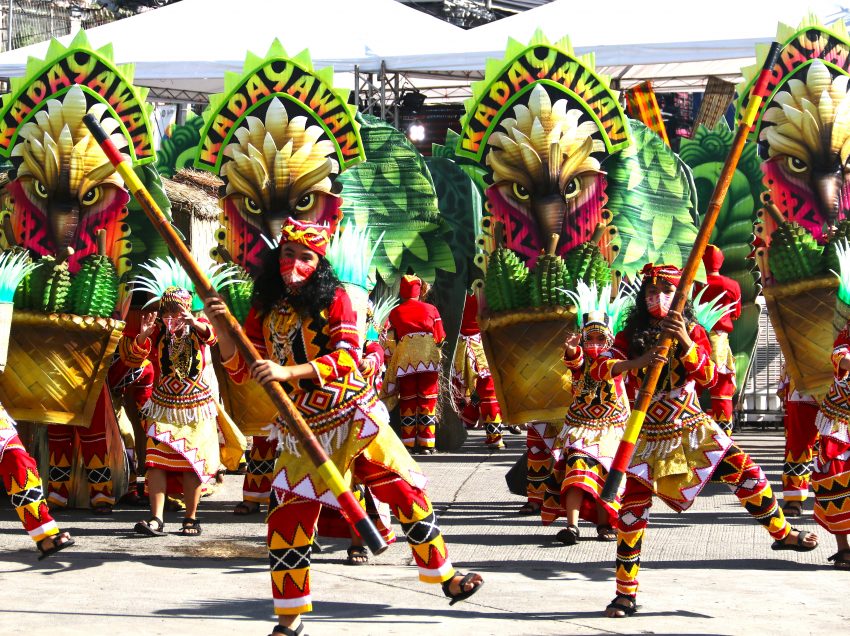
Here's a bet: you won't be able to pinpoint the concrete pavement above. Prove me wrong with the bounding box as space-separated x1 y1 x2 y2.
0 428 846 635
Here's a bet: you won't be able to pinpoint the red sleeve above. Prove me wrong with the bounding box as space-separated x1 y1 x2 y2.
728 279 742 320
360 340 385 381
589 330 630 382
832 327 850 380
311 288 361 386
680 323 716 388
431 305 446 343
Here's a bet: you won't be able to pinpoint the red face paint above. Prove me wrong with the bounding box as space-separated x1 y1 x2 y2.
646 291 674 318
279 257 317 287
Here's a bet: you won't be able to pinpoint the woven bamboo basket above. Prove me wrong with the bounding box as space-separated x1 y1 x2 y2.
763 276 837 396
214 363 277 437
0 311 125 426
479 306 577 424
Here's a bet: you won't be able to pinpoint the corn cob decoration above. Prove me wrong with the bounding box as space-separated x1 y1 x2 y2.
484 246 530 312
531 234 570 307
220 264 254 324
767 221 824 284
70 230 120 318
40 253 73 313
564 241 611 291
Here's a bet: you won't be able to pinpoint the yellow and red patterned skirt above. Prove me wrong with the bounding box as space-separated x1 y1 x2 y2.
813 380 850 534
627 385 732 512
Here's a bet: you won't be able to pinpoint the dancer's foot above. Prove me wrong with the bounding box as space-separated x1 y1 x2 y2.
605 594 637 618
442 572 484 605
782 501 803 518
517 501 540 515
772 527 818 552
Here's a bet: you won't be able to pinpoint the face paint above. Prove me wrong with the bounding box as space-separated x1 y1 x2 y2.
583 343 608 359
162 315 186 336
646 291 674 318
279 257 317 287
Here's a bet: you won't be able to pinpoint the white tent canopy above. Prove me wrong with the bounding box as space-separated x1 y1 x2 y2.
388 0 850 91
0 0 467 99
0 0 849 98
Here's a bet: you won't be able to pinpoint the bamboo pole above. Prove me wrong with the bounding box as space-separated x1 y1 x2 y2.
83 114 388 554
600 42 782 502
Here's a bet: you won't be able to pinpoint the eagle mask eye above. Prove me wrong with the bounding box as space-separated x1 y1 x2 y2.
785 156 809 174
81 187 102 206
32 179 49 199
243 197 262 214
511 183 530 201
295 193 316 212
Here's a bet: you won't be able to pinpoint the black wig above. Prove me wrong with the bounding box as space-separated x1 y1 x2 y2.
252 248 342 321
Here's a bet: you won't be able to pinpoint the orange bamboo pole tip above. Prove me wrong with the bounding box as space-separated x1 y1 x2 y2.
548 233 559 255
590 223 605 244
764 201 786 225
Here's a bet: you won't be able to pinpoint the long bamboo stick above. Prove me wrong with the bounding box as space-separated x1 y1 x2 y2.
83 114 388 554
600 42 782 502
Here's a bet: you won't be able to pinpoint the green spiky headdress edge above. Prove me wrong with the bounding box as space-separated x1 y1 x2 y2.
455 29 630 163
736 15 850 140
194 39 364 176
0 30 155 164
133 256 241 312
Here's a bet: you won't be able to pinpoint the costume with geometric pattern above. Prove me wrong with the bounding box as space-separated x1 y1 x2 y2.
451 293 503 447
778 369 820 506
222 288 454 615
0 403 61 543
541 345 629 528
385 275 445 450
593 320 791 599
812 326 850 536
119 317 220 482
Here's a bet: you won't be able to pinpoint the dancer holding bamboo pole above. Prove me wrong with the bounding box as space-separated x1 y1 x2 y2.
595 42 818 618
83 116 483 636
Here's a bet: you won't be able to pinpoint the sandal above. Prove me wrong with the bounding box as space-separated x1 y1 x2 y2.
91 504 113 516
345 545 369 566
827 548 850 570
270 623 303 636
596 524 618 542
507 425 523 435
37 531 75 561
556 524 580 546
233 501 262 516
178 517 202 536
782 502 803 518
771 528 818 552
134 516 166 537
420 448 437 455
442 572 484 606
517 501 540 516
605 594 637 618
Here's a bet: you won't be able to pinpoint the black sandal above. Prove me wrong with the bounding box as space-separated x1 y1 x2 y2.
37 531 75 560
134 516 166 537
556 524 580 546
605 594 637 617
345 545 369 565
91 503 113 516
827 548 850 570
233 501 262 516
517 501 540 516
771 527 818 552
596 524 617 542
271 623 303 635
442 572 484 606
178 517 202 536
782 502 803 518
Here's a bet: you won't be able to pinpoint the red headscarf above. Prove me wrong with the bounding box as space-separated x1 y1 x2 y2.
280 217 330 257
400 274 423 300
702 244 724 273
640 263 682 287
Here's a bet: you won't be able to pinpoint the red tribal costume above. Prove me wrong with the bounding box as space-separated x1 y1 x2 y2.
694 245 742 433
221 219 456 615
778 369 819 508
592 265 793 601
385 275 446 451
451 293 504 447
120 315 220 484
1 404 62 544
541 343 629 529
812 326 850 537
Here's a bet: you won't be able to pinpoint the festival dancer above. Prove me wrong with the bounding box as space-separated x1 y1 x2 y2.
592 264 818 618
1 403 75 558
778 366 820 517
124 259 235 537
451 292 505 449
541 282 631 544
694 245 742 434
385 274 446 454
811 321 850 569
207 218 483 636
